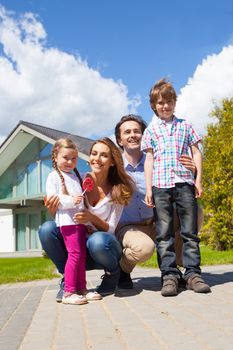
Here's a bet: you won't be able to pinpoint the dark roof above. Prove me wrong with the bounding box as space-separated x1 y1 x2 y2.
4 120 94 156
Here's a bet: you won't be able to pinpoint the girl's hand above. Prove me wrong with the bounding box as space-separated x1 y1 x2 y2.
73 195 84 205
73 209 92 224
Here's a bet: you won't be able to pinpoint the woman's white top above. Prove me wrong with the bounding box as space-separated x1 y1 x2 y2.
86 194 123 233
46 170 83 227
46 170 123 233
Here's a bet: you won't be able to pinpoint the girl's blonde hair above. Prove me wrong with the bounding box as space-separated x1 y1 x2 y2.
90 137 134 205
52 138 82 194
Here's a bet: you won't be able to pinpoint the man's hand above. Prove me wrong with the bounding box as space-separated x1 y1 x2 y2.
44 195 60 217
179 154 196 174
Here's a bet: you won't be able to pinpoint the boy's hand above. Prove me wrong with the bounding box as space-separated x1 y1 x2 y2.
195 180 203 198
144 190 155 208
44 195 60 217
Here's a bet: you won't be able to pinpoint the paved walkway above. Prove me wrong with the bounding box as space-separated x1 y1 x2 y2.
0 265 232 350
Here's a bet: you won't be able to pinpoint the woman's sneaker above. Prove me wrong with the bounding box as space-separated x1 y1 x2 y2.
56 277 65 303
96 269 120 296
62 293 88 305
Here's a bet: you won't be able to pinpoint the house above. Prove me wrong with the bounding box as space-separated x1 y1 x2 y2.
0 121 93 253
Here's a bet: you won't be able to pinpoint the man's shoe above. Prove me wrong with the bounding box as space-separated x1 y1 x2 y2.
96 269 120 296
56 277 65 303
118 269 133 289
161 276 178 297
187 274 211 293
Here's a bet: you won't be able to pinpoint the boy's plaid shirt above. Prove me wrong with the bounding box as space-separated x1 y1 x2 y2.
141 115 202 188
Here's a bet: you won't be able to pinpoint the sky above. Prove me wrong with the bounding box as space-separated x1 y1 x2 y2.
0 0 233 144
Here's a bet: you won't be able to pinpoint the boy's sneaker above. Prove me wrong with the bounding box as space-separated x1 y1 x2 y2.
187 274 211 293
161 276 178 297
118 268 133 289
96 269 120 296
56 277 65 303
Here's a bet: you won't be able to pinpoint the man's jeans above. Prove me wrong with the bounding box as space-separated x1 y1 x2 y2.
38 221 122 275
152 183 201 280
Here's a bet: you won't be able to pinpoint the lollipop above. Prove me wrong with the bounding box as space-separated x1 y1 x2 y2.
82 176 94 194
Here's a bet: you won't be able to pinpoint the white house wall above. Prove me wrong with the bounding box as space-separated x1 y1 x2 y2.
0 209 14 252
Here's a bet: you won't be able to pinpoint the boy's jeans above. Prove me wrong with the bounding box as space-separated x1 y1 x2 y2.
152 183 201 281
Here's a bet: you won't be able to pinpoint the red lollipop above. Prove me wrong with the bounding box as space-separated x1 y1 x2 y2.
82 176 94 194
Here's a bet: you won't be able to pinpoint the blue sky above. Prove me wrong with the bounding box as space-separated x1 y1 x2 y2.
0 0 233 141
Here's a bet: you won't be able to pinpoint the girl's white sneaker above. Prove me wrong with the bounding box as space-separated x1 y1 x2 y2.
62 293 88 305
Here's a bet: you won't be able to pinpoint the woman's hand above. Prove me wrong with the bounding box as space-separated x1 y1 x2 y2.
44 195 60 217
179 154 196 174
73 209 92 224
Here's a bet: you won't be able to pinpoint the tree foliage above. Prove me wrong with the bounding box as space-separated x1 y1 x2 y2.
201 98 233 250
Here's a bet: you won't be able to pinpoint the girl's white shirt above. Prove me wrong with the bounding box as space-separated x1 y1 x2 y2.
46 170 124 233
46 170 83 227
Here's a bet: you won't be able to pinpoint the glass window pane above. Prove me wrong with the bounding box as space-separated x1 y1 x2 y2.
78 158 90 175
27 162 38 195
16 167 26 197
41 159 52 193
16 214 26 251
40 143 52 158
29 214 40 249
0 169 13 199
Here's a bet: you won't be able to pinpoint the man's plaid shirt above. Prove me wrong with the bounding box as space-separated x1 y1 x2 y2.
141 115 202 188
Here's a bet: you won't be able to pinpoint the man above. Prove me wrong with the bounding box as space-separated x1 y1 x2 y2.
115 114 203 289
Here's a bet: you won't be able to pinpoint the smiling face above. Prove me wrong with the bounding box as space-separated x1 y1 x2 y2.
89 142 114 176
117 120 142 152
156 96 176 121
55 147 78 173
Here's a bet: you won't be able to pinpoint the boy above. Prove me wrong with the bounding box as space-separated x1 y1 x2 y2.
141 78 210 296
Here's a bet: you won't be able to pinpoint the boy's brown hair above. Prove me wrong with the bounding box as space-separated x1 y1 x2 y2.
149 78 177 114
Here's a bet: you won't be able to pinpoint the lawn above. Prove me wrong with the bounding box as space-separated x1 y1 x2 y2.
0 246 233 284
139 245 233 268
0 257 59 284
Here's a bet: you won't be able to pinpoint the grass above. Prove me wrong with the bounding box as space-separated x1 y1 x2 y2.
0 257 59 285
1 245 233 284
140 245 233 268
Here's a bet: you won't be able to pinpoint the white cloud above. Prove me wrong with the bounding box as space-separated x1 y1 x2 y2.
176 45 233 136
0 6 140 141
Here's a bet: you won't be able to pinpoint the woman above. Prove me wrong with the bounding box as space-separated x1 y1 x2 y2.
39 137 134 298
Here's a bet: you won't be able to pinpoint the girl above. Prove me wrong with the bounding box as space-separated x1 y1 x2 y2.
46 138 101 305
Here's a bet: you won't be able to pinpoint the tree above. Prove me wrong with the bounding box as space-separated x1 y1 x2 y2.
201 98 233 250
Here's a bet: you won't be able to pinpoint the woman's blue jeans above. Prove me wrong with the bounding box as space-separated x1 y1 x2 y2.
153 183 201 281
38 221 122 275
